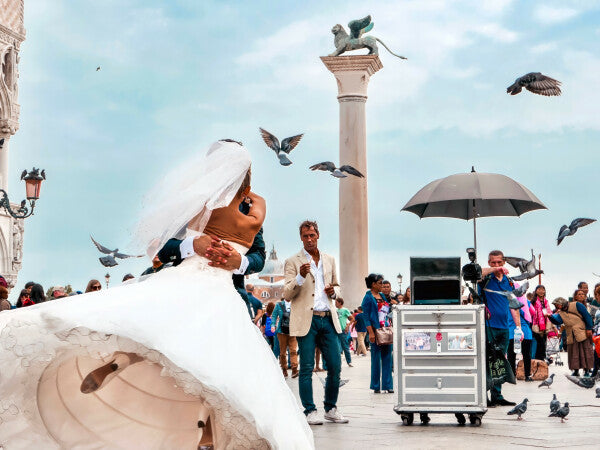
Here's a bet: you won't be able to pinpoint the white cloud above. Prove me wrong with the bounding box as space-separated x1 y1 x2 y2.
534 6 579 24
471 23 519 42
530 42 558 54
480 0 516 14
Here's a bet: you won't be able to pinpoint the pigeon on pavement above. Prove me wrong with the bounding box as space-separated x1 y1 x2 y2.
91 236 144 267
507 398 528 420
557 218 596 246
565 374 596 389
504 250 543 281
309 161 365 179
506 72 561 96
538 373 555 389
318 376 349 388
484 281 529 310
259 128 303 166
549 402 570 422
550 394 560 413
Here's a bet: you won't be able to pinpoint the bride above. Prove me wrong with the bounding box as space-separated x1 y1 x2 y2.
0 140 314 449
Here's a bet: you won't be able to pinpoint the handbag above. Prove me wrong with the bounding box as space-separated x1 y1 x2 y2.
531 323 540 334
374 326 393 346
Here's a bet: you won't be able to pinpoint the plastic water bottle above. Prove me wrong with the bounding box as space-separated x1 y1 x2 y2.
513 328 523 354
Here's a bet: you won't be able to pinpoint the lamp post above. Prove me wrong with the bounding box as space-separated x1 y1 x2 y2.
105 273 111 289
397 273 403 293
0 167 46 219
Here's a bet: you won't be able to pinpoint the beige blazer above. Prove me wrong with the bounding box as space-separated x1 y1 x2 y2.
283 249 342 337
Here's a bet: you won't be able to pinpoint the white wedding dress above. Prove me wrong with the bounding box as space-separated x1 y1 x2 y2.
0 140 314 449
0 233 313 449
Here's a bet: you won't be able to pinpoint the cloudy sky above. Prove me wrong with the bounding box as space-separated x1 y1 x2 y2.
7 0 600 302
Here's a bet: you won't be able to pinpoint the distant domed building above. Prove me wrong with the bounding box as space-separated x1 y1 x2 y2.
246 245 284 303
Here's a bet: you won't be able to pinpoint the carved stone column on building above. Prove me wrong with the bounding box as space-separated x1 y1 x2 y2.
321 55 382 309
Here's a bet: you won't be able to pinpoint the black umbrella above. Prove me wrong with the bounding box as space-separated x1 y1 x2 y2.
402 167 547 258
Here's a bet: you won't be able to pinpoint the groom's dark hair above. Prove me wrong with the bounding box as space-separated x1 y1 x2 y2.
236 169 251 197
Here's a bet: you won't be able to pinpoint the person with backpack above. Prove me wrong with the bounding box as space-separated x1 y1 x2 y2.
263 302 277 354
272 298 298 378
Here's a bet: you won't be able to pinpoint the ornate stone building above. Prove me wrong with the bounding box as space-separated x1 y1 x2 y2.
246 246 285 304
0 0 26 289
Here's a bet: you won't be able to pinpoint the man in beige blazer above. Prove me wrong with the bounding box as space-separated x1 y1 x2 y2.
283 220 348 425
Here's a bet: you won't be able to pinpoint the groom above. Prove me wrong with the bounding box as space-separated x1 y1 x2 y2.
156 141 266 317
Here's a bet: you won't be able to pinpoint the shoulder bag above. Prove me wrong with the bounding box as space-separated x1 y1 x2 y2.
374 326 393 346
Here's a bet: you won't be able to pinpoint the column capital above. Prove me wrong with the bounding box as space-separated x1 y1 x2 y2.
320 55 383 99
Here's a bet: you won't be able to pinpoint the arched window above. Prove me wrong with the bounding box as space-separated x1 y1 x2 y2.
261 291 270 299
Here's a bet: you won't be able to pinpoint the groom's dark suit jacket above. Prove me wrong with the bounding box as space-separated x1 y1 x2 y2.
156 202 266 317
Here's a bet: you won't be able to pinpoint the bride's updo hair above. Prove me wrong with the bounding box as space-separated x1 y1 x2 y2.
236 168 251 197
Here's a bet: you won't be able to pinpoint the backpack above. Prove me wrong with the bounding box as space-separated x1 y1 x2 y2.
265 316 275 337
279 301 290 335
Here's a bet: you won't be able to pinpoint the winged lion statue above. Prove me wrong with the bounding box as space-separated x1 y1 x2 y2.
329 15 407 60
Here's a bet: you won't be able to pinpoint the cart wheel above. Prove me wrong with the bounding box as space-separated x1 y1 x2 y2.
420 413 430 425
469 414 482 426
455 413 466 425
401 414 414 426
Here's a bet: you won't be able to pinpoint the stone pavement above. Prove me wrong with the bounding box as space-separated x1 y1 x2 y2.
285 352 599 449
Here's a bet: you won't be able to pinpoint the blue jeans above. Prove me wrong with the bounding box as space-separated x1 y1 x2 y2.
273 334 280 358
297 315 341 414
487 327 509 401
370 342 393 391
338 332 352 365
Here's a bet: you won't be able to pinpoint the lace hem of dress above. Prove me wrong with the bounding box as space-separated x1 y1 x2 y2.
0 321 270 450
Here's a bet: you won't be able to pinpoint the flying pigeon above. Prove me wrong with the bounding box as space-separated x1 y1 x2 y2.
258 128 303 166
538 373 555 389
309 161 365 179
506 72 561 96
0 138 4 149
596 386 600 398
557 218 596 245
550 394 560 413
96 66 101 71
90 236 144 267
565 374 596 389
504 250 543 281
549 402 569 422
507 398 528 420
484 281 529 310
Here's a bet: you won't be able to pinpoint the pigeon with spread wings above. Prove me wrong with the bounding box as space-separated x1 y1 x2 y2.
484 281 529 310
91 236 144 267
507 72 561 96
557 218 596 245
504 249 543 281
258 128 303 166
309 161 364 179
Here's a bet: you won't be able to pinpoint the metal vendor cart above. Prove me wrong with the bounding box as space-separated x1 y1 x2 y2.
393 257 487 426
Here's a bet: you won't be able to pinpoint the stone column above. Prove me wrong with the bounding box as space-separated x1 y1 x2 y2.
0 135 9 190
321 55 382 309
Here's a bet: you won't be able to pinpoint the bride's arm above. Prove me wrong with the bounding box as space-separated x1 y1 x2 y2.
244 192 266 231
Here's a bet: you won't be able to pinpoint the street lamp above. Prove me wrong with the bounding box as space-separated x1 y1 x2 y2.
0 167 46 219
105 273 111 289
397 273 403 292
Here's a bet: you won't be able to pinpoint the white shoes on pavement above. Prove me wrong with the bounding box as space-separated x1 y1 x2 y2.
306 411 323 425
324 407 349 424
306 408 349 425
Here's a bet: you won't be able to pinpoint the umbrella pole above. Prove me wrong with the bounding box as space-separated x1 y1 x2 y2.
472 200 477 262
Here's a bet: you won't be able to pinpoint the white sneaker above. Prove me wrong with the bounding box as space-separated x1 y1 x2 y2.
306 410 323 425
324 407 349 423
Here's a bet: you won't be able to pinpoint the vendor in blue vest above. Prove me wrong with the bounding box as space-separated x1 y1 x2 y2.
478 249 522 407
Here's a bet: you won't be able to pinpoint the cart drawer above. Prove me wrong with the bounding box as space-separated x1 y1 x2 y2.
403 392 478 405
401 310 476 325
404 356 477 370
404 374 476 389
